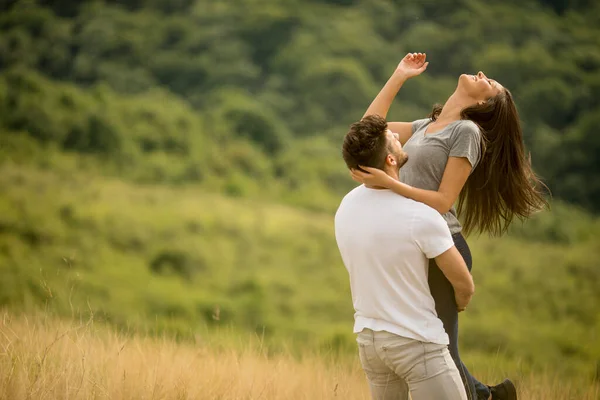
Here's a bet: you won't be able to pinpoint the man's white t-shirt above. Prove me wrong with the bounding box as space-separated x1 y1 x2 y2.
334 185 454 345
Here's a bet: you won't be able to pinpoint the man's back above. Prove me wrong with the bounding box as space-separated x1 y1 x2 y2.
334 185 454 345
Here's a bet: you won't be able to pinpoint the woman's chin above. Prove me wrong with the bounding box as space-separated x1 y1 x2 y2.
455 75 469 90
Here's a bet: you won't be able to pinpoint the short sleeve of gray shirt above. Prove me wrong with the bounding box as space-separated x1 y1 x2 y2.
412 118 430 135
402 118 482 234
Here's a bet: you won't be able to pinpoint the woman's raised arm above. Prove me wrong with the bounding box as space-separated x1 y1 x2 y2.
362 53 428 145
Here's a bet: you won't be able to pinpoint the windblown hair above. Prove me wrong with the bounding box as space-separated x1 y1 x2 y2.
342 114 390 172
429 89 549 236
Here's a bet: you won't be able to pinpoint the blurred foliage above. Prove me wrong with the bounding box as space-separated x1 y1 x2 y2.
0 163 598 379
0 0 599 211
0 0 600 385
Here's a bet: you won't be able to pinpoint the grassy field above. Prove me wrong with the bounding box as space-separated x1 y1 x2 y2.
2 2 599 398
1 161 599 381
1 311 598 400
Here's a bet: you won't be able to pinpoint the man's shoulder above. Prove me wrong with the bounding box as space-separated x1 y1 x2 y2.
336 186 408 217
339 185 366 204
336 186 366 216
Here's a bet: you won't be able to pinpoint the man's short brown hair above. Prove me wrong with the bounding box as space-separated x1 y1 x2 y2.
342 114 390 172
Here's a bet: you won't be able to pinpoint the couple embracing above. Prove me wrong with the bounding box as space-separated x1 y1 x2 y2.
335 53 547 399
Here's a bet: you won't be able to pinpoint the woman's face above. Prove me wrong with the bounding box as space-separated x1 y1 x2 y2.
459 71 504 101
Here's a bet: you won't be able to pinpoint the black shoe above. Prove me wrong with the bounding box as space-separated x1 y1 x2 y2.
489 379 517 400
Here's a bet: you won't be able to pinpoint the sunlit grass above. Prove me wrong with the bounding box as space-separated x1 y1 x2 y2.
1 312 598 400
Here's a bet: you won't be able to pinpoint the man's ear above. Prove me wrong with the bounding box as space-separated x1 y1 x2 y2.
386 154 396 166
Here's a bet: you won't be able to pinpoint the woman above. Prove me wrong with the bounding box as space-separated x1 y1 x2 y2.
351 53 548 400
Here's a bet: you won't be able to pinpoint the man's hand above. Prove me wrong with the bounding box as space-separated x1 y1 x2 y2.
395 53 429 79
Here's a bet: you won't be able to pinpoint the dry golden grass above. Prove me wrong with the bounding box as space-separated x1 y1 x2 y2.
0 311 598 400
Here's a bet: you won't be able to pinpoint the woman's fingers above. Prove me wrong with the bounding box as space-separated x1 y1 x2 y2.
350 172 366 184
358 165 379 174
350 175 362 184
404 52 426 68
350 168 371 182
351 169 367 178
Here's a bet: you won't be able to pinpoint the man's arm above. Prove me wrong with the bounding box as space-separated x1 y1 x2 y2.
434 247 475 311
413 207 474 311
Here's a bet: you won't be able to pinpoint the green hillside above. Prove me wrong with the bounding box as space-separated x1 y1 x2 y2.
1 0 600 211
1 0 600 389
1 162 599 379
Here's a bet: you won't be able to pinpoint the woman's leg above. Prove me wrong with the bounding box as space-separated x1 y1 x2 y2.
428 233 491 400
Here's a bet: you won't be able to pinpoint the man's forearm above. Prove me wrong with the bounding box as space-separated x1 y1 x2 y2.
434 246 475 312
363 72 408 119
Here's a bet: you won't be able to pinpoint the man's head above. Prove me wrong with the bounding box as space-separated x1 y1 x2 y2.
342 115 408 179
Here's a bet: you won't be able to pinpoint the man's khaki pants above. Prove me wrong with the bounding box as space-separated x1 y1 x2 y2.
357 329 467 400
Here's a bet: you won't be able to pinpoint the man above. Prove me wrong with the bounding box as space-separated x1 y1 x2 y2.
335 114 475 400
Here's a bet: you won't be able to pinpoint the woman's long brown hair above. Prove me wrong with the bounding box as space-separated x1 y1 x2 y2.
429 89 550 236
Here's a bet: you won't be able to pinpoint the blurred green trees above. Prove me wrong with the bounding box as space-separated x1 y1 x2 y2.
1 0 599 211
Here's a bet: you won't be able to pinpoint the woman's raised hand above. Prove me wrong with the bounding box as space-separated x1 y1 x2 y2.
396 53 428 79
350 166 394 188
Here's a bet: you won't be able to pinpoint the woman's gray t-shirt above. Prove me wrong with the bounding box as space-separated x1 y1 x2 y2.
400 118 482 235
